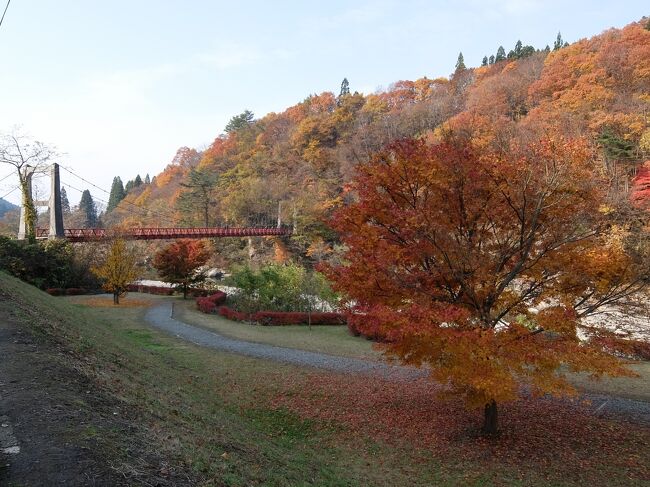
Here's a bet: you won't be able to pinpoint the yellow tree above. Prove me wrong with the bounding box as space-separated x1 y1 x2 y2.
93 238 138 304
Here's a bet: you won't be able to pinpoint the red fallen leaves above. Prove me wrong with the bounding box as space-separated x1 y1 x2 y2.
268 370 650 483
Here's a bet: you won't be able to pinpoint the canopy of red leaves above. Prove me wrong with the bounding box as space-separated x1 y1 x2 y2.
326 137 636 408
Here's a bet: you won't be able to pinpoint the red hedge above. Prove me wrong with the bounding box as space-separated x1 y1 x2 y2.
65 288 87 295
195 291 227 313
213 306 345 326
45 288 66 296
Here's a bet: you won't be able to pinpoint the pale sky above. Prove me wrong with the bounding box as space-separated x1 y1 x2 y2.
0 0 647 207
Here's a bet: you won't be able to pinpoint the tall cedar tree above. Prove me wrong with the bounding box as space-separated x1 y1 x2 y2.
92 238 138 304
78 190 98 228
60 186 70 213
495 45 506 62
455 52 466 72
153 240 210 299
339 78 350 97
107 176 125 211
326 137 640 435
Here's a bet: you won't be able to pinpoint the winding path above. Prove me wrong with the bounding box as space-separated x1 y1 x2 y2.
144 302 650 425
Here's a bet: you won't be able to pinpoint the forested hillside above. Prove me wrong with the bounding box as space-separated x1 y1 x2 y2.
104 19 650 265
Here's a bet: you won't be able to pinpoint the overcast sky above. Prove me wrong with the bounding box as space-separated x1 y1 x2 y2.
0 0 647 207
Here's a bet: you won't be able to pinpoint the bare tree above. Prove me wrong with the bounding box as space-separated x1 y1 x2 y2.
0 129 56 241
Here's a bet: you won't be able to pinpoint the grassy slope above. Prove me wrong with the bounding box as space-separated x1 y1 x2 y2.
4 275 649 486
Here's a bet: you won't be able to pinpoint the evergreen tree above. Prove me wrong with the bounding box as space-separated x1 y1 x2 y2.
144 173 151 184
134 174 143 187
481 56 488 66
339 78 350 97
107 176 125 212
489 54 495 65
520 45 536 57
455 52 466 72
553 32 564 51
514 40 523 58
176 168 219 227
125 180 134 193
495 46 506 62
79 190 97 228
225 110 254 134
507 49 516 60
60 186 70 214
545 45 551 53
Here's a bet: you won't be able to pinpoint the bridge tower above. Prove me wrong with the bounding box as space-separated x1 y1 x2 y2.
18 163 65 240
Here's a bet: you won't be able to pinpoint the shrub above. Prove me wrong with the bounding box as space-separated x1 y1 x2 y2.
45 288 66 296
195 291 227 314
218 306 249 322
65 288 87 295
254 311 345 326
196 297 217 314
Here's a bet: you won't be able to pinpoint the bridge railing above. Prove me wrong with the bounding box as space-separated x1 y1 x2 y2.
36 226 293 242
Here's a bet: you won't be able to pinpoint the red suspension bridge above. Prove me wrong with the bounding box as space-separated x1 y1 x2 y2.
19 164 295 242
35 226 292 242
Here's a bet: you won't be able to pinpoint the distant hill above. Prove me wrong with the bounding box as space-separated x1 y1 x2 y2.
0 198 18 218
104 18 650 264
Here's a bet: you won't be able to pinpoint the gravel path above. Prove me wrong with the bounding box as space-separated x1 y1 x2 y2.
145 302 422 380
144 302 650 425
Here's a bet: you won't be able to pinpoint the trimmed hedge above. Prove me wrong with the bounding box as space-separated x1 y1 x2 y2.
196 291 227 314
213 305 346 326
45 288 66 296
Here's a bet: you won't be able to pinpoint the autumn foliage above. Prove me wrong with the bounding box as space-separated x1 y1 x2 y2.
152 239 210 299
326 137 644 434
92 239 138 304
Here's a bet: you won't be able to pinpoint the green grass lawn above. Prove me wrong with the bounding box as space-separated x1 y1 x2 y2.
173 297 380 361
3 277 649 486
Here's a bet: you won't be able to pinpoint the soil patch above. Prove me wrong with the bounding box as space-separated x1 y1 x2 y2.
0 292 194 486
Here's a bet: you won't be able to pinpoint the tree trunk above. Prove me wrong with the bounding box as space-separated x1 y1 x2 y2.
114 292 119 305
20 179 37 243
182 284 187 299
482 400 498 436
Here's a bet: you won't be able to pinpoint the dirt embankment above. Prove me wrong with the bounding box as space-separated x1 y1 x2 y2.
0 291 194 486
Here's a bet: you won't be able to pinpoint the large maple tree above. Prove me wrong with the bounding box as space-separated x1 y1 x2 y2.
327 137 647 434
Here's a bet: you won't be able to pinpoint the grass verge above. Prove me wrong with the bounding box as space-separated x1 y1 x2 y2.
2 275 649 486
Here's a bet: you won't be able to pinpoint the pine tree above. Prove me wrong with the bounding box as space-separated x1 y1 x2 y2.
60 186 70 213
125 180 134 193
455 52 466 72
553 32 564 51
79 190 97 228
495 46 506 62
107 176 125 212
225 110 254 134
144 173 151 184
481 56 488 66
339 78 350 97
134 174 143 187
176 168 218 227
489 55 495 65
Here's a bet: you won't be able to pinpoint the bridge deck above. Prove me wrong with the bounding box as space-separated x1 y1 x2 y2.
36 227 292 242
